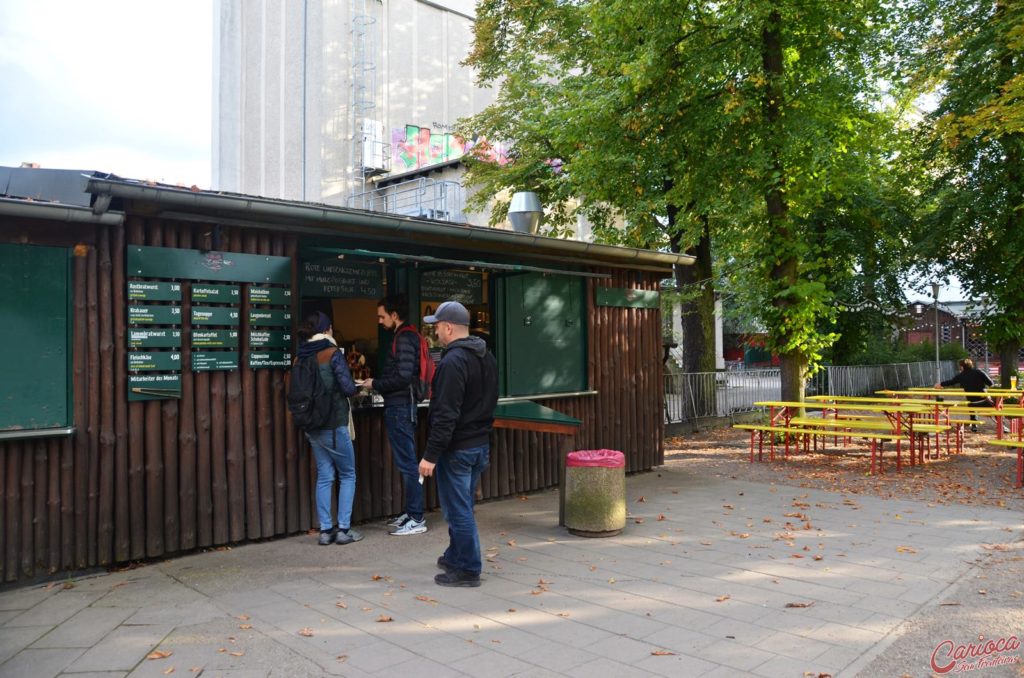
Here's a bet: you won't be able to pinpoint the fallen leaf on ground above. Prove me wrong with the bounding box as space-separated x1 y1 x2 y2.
298 628 314 637
147 651 173 660
235 614 249 621
651 650 676 656
336 601 347 609
657 514 666 521
415 595 438 604
896 546 917 554
336 655 348 662
229 652 244 657
163 668 175 675
636 495 646 503
239 624 252 629
785 601 814 608
377 614 394 622
715 595 731 602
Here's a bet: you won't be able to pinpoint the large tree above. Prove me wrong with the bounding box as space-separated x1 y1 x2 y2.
461 1 914 400
913 0 1024 385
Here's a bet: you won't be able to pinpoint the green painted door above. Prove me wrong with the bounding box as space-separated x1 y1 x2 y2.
0 244 71 431
503 273 585 396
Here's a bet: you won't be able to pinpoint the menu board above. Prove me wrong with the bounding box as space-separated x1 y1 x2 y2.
126 246 295 400
421 270 483 305
300 260 382 298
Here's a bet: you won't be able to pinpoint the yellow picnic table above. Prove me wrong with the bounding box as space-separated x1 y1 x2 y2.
753 400 930 470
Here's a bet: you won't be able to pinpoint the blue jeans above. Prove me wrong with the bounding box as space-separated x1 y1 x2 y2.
436 445 489 575
384 405 423 520
306 427 356 532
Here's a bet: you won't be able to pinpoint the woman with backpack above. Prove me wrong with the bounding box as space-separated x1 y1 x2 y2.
293 311 362 545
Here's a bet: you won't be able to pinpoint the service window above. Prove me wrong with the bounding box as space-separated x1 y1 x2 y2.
501 273 585 396
0 244 72 432
420 268 492 356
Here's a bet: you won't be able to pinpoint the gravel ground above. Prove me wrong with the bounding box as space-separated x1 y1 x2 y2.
664 427 1024 677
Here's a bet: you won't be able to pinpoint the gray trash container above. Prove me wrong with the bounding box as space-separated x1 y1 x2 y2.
564 449 626 537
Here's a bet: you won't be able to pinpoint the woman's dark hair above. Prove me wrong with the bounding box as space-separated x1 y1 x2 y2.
297 311 330 342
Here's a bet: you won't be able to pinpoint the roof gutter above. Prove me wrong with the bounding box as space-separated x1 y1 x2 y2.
86 178 694 271
0 197 124 226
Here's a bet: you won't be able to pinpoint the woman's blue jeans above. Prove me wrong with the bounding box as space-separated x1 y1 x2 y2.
306 426 356 531
436 445 489 575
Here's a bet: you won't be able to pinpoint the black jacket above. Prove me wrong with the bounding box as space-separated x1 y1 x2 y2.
941 367 994 404
374 323 419 407
296 338 359 429
423 336 498 463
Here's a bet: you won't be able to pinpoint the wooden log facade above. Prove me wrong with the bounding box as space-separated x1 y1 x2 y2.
1 204 669 585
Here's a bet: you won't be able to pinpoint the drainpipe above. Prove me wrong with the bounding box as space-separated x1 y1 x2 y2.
0 198 124 225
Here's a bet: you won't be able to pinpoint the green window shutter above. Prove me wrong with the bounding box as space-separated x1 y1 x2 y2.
0 244 71 431
503 273 585 396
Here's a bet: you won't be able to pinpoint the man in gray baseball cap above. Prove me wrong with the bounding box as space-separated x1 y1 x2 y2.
418 299 497 587
423 300 471 325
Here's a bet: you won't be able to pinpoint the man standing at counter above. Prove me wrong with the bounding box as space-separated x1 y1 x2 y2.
362 295 427 536
418 301 498 587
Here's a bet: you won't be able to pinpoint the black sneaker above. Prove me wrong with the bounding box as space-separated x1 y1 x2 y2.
318 529 334 546
437 556 455 572
970 424 979 433
434 570 480 587
335 528 363 545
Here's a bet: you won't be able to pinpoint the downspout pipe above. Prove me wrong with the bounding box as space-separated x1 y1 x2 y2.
86 178 695 269
0 198 125 226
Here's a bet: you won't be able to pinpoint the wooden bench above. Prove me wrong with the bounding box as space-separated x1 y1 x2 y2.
988 439 1024 488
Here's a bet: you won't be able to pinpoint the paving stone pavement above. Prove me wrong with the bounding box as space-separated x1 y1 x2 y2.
0 465 1021 677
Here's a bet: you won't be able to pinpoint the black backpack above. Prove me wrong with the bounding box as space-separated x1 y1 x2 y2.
287 353 335 431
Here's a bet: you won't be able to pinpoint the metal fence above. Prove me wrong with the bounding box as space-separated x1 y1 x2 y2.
664 361 958 424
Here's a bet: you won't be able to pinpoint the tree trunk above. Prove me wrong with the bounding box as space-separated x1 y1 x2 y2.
997 339 1020 388
761 11 804 403
670 216 715 374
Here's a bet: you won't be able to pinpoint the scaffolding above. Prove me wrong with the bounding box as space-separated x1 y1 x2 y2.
348 0 388 200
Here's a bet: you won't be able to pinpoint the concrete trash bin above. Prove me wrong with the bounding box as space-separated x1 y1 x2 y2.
564 449 626 537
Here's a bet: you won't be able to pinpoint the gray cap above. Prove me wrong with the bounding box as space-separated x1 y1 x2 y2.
423 300 470 325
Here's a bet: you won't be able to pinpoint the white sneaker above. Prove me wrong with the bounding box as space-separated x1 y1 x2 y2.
390 518 427 536
387 513 409 529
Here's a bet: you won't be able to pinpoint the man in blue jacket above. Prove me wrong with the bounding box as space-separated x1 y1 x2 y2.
418 301 498 587
363 295 427 536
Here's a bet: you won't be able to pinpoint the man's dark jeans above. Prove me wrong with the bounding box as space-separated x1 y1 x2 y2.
436 445 489 575
384 404 424 520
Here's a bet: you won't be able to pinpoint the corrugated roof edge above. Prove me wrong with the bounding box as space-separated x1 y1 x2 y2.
85 176 695 272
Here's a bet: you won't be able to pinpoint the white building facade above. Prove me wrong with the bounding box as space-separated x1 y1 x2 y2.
213 0 500 225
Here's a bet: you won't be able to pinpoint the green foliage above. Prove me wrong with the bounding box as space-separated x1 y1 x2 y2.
910 0 1024 357
461 0 922 397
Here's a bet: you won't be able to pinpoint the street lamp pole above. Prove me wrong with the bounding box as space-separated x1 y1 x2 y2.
931 282 941 383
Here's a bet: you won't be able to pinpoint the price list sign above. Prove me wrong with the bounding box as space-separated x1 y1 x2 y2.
126 289 182 401
247 285 293 369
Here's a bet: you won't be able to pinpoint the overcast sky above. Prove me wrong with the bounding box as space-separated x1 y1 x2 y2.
0 0 212 187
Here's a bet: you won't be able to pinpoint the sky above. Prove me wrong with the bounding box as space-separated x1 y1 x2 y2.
0 0 212 187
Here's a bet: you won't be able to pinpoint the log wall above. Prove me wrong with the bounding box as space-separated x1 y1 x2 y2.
0 216 665 583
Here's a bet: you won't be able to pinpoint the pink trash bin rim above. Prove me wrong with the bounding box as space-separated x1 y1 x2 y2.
566 449 625 468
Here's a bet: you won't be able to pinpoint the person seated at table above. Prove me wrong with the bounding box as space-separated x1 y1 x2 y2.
934 358 1004 432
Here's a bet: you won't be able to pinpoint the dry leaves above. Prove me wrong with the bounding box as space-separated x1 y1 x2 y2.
636 496 647 503
785 601 815 608
147 650 173 660
651 650 676 656
896 545 918 554
715 594 731 602
377 614 394 623
298 628 314 637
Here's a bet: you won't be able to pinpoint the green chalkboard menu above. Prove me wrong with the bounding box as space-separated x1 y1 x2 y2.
300 260 382 298
127 247 294 395
421 270 484 304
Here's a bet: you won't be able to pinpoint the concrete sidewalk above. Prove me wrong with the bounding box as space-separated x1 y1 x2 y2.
1 465 1021 677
